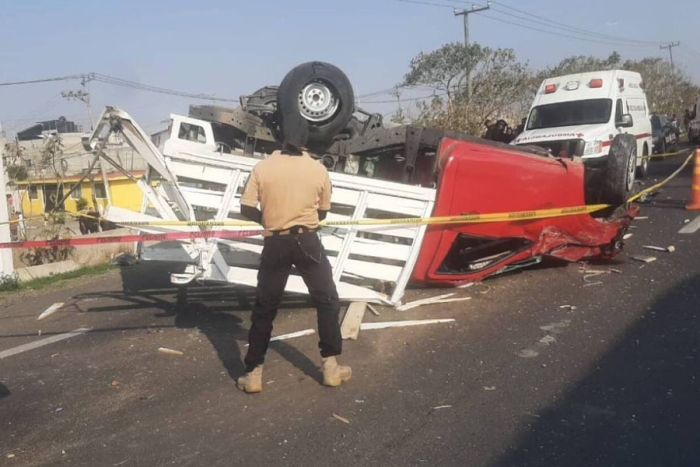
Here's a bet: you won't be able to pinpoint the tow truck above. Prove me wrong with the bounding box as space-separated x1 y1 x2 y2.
84 62 636 306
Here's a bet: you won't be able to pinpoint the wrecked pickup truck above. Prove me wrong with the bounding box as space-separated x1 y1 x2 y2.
86 61 636 305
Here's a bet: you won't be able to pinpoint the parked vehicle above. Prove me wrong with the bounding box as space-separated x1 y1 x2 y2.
85 62 636 304
687 97 700 144
651 114 679 155
512 70 653 206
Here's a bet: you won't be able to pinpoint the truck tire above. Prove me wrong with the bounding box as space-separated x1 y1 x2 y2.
636 144 649 179
602 133 637 206
277 62 355 148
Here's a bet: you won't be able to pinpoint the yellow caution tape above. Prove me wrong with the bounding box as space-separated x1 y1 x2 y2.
628 151 696 203
70 204 611 228
5 149 695 231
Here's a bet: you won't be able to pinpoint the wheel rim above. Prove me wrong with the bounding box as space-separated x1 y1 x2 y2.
298 80 339 123
626 147 637 192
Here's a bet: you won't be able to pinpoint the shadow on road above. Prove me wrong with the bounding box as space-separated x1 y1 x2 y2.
0 382 9 399
71 261 322 383
490 274 700 467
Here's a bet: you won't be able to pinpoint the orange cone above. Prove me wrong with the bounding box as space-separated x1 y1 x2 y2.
687 149 700 210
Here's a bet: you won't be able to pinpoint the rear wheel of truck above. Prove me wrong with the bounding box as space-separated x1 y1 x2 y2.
636 144 649 179
277 62 355 147
602 133 637 206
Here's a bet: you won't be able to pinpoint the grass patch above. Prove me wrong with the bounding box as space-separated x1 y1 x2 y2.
1 263 118 296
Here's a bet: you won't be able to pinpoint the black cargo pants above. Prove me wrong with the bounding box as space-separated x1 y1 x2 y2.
244 231 342 372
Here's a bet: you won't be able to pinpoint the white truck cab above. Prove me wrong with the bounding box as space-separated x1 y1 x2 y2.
513 70 652 205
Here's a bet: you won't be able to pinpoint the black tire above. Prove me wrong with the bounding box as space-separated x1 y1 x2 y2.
636 144 649 179
602 133 637 206
277 62 355 148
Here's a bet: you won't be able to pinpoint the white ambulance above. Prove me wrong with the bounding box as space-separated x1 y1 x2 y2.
513 70 652 205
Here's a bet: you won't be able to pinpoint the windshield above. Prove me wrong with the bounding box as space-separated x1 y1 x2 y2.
527 98 613 130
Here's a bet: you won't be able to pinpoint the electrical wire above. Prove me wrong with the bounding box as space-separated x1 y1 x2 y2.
390 0 454 8
0 72 237 102
479 13 652 48
362 92 447 104
487 5 659 47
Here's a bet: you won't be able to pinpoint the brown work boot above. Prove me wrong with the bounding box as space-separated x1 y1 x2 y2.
321 357 352 387
236 365 264 394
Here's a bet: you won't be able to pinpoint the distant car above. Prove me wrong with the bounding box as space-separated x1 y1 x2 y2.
651 114 678 155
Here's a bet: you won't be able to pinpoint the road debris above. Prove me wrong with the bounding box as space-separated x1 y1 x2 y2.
367 304 381 317
37 302 64 321
642 245 675 253
6 454 15 459
245 329 315 347
623 233 633 240
629 255 657 263
609 268 622 274
360 319 455 330
332 413 350 424
583 281 603 287
559 305 577 310
635 216 649 220
483 386 496 391
111 380 120 387
396 293 455 311
341 302 367 340
433 405 453 410
158 347 184 356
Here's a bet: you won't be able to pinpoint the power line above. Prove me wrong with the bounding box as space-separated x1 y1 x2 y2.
486 0 660 46
487 4 658 47
362 92 447 104
0 75 86 87
479 13 653 48
0 72 237 102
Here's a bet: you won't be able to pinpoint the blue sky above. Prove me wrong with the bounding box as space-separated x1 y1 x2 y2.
1 0 698 136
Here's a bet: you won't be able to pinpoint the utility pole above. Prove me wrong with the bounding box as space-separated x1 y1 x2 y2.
454 1 490 104
660 41 680 77
61 88 94 131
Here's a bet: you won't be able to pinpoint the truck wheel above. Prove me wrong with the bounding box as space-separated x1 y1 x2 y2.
636 144 649 179
277 62 355 147
602 133 637 206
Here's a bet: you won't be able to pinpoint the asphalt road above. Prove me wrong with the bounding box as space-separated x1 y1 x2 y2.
1 148 700 467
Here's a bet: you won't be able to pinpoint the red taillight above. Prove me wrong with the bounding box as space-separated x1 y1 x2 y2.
590 79 603 88
545 84 557 94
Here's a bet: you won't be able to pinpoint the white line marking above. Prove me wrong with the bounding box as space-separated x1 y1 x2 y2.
0 328 91 360
360 319 455 330
679 215 700 234
37 302 64 321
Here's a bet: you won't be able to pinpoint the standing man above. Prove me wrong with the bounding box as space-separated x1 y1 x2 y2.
235 131 351 394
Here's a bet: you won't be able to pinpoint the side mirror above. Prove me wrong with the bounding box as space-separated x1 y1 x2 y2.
618 114 634 128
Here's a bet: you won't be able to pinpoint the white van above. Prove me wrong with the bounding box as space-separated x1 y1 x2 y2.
513 70 652 205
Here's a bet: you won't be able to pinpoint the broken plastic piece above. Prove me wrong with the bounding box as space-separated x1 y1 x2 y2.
37 303 64 321
629 255 657 263
158 347 184 356
396 293 455 311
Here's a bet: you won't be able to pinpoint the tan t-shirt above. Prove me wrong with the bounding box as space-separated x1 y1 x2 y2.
240 151 332 231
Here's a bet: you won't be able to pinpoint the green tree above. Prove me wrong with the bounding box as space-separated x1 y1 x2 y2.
403 42 532 135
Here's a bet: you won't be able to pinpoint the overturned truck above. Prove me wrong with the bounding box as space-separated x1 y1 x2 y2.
85 62 636 306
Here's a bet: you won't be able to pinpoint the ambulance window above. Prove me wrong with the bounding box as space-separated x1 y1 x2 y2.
615 99 624 125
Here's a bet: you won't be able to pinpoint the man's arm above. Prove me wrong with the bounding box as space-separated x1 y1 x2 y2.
240 170 263 225
241 205 262 224
319 170 332 222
